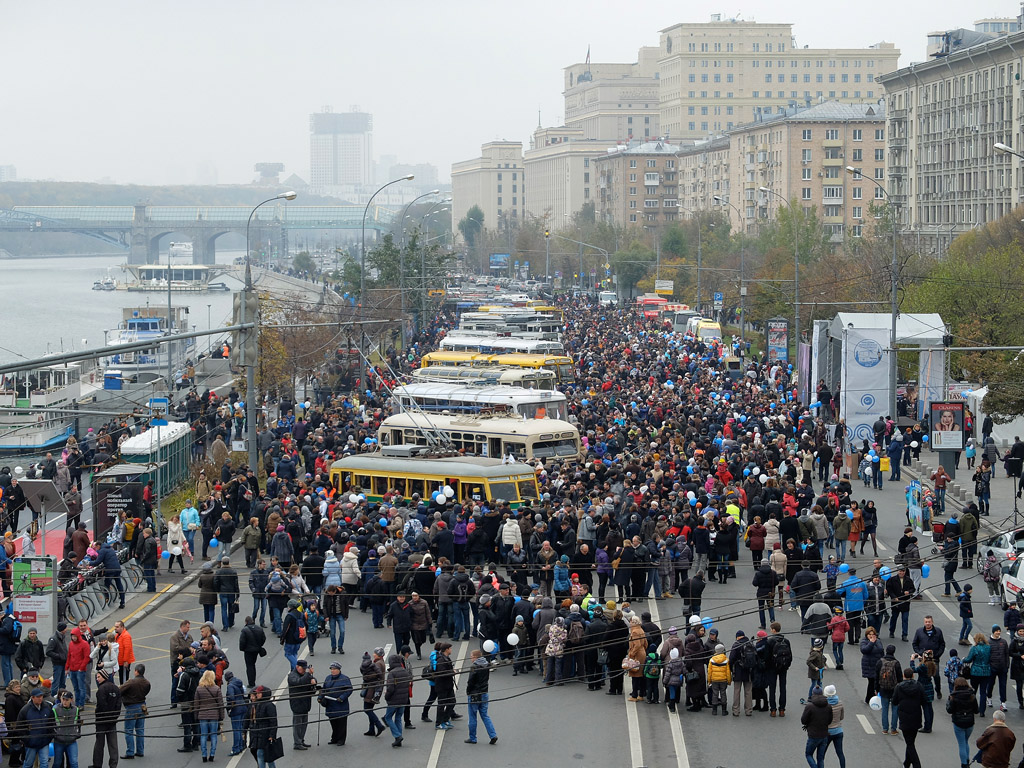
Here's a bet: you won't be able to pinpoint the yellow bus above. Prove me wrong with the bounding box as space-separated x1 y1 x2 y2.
329 452 539 508
419 350 575 384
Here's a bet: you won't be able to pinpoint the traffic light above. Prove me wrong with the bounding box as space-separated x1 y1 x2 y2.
544 229 550 239
231 291 259 367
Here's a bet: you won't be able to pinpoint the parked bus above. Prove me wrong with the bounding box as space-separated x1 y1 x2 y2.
378 412 581 462
420 351 576 384
329 452 539 508
635 294 668 318
393 382 567 419
438 334 565 355
410 365 557 390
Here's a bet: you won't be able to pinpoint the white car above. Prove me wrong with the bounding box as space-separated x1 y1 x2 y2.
598 291 617 306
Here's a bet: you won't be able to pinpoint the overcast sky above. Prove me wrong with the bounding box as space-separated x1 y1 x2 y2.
2 0 1015 186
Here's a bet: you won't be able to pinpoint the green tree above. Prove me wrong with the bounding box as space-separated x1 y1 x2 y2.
293 250 316 274
457 205 484 248
611 240 656 298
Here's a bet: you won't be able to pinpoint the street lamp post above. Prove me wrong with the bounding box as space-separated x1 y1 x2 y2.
679 206 704 312
713 195 745 340
360 175 414 301
397 190 440 344
245 191 296 473
846 165 899 420
759 186 800 359
417 205 449 330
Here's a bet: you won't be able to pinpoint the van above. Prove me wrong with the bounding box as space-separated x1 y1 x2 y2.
723 356 744 382
685 315 704 336
696 320 723 342
598 291 617 307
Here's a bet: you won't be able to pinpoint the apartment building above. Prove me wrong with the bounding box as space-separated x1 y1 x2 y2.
450 141 524 238
594 141 683 228
563 48 661 141
523 126 615 225
677 136 732 216
879 30 1024 254
656 17 897 141
719 101 885 240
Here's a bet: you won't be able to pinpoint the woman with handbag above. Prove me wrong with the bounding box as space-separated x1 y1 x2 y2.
625 616 647 701
194 670 225 762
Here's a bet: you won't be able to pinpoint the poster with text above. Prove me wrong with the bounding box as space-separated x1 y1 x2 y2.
840 326 890 449
766 318 789 362
930 401 965 450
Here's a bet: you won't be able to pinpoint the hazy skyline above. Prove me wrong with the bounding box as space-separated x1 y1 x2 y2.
2 0 1016 186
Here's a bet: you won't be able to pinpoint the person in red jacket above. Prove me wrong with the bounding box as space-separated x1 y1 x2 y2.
66 627 92 707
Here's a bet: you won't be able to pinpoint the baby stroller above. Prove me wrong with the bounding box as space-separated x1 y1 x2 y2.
930 520 945 554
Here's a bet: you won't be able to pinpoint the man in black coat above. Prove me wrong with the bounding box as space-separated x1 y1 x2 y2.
891 667 925 768
678 571 706 622
789 563 821 619
886 566 915 641
911 615 946 697
287 659 317 750
214 556 240 631
752 563 780 629
238 616 267 688
247 685 281 766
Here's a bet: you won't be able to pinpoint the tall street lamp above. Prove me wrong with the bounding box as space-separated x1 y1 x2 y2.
679 206 704 312
846 165 899 420
397 190 439 342
759 186 800 359
361 175 414 301
417 206 449 330
245 191 296 472
713 194 745 340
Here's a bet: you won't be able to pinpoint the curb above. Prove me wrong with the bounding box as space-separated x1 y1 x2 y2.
123 540 242 631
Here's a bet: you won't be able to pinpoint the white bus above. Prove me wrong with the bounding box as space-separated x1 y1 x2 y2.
393 382 568 420
410 365 557 390
438 334 565 355
378 412 581 462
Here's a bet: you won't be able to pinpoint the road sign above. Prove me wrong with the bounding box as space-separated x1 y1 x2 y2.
654 279 674 295
604 262 611 270
150 418 169 426
714 291 724 310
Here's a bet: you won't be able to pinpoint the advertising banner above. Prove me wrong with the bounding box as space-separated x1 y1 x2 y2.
766 318 789 362
907 479 923 531
488 253 509 270
840 325 890 448
654 279 674 295
12 556 57 643
930 400 965 450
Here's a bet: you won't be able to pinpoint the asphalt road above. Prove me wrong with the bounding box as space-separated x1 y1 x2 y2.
33 464 1024 768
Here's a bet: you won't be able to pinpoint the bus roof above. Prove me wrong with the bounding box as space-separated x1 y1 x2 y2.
332 454 536 478
394 383 566 405
381 411 578 437
492 352 572 364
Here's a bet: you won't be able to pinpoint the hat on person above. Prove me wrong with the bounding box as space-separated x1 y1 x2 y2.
606 600 617 612
668 626 678 635
221 556 230 565
569 604 580 613
59 689 73 698
811 685 823 696
993 624 1002 632
823 685 837 696
287 599 300 608
372 646 385 657
30 687 43 697
295 659 307 668
330 662 341 670
756 630 768 638
714 644 726 653
688 615 701 627
885 644 897 655
735 630 746 638
812 637 824 647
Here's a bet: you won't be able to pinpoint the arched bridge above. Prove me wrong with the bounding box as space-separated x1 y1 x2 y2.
0 203 396 264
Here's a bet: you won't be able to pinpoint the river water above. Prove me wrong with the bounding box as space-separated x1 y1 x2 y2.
0 253 245 365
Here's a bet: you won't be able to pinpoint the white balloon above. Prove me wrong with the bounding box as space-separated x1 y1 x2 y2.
349 494 359 504
910 441 919 448
443 486 455 498
686 491 696 500
869 695 882 711
506 632 521 646
752 466 760 474
482 639 498 653
13 467 22 476
171 546 183 557
759 474 769 484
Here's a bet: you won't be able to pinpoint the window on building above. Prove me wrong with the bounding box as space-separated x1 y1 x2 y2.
802 149 812 162
816 74 823 83
825 166 840 178
629 187 636 195
726 106 733 115
874 186 885 199
874 148 884 161
629 200 637 208
701 106 708 115
688 122 695 131
853 206 863 219
875 128 884 140
629 213 637 222
852 224 863 237
647 159 656 168
512 184 517 192
644 199 659 208
512 197 517 205
852 129 862 141
802 129 812 140
497 184 502 193
629 160 637 168
497 173 502 180
646 186 658 194
727 73 734 83
583 173 589 183
802 187 812 200
852 187 862 199
825 205 842 217
497 197 502 205
802 168 812 180
825 129 838 140
688 74 696 83
688 106 695 115
852 149 862 162
874 167 884 180
823 186 843 199
829 74 836 83
629 173 636 182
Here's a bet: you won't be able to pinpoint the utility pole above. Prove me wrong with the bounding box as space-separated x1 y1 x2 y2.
544 228 550 285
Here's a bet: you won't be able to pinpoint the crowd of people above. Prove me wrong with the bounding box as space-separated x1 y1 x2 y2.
1 294 1023 768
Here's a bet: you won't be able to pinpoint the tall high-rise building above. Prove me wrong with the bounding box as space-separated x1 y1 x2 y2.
309 107 373 190
0 165 16 182
451 141 524 239
563 47 662 141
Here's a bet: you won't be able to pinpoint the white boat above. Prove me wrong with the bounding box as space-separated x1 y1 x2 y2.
92 271 117 290
0 362 102 452
119 263 228 292
105 306 195 377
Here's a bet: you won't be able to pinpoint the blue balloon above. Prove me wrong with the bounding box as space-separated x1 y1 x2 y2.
379 517 388 527
686 466 694 474
701 616 713 630
689 497 697 506
922 434 929 442
770 402 776 409
208 538 219 548
723 392 731 401
364 437 373 445
879 566 892 579
872 455 880 462
869 450 877 457
921 564 931 579
740 415 747 423
846 510 854 520
161 549 170 559
839 563 850 573
743 468 751 476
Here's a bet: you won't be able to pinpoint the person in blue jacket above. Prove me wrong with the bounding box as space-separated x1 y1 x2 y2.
838 569 868 645
319 661 353 745
887 435 904 481
96 541 125 609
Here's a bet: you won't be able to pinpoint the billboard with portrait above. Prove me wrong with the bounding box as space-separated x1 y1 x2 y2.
489 253 510 270
766 318 789 362
930 400 965 450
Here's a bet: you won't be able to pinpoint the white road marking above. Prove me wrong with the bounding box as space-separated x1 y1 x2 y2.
648 599 690 768
425 639 471 768
857 713 875 734
877 541 888 552
925 589 956 622
624 687 645 768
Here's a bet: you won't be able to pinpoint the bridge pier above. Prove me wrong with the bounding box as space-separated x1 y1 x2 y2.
192 234 216 265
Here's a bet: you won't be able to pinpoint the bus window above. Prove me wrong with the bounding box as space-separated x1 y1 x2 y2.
447 479 461 498
467 483 485 501
488 481 517 503
409 478 425 498
532 439 579 458
355 474 372 491
389 477 406 497
504 442 527 461
556 363 574 381
517 479 538 500
487 437 501 457
372 476 389 496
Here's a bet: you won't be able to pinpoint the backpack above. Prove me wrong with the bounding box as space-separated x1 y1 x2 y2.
454 579 472 603
567 619 585 645
741 640 760 671
879 658 900 693
771 636 793 670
